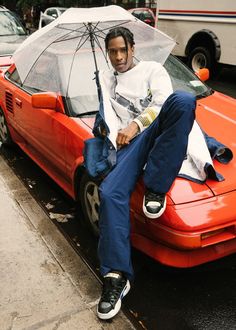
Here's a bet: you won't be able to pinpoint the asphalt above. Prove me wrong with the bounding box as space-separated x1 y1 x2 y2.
0 153 135 330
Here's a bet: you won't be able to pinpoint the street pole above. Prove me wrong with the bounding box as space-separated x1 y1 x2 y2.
155 0 159 28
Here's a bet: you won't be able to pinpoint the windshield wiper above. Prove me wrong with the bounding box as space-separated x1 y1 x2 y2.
75 110 98 117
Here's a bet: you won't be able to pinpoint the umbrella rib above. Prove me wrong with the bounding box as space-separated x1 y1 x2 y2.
84 20 132 68
23 20 132 93
91 20 131 35
56 24 86 35
65 32 91 97
53 20 131 46
24 27 90 85
75 26 91 51
93 34 109 68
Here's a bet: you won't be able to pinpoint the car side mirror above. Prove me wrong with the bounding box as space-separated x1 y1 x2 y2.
195 68 210 82
32 92 64 113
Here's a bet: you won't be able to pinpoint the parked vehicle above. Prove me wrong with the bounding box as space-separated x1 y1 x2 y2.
39 7 68 28
0 6 28 56
156 0 236 72
128 7 155 27
0 6 236 269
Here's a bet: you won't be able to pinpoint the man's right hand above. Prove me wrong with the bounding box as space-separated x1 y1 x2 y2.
116 121 139 149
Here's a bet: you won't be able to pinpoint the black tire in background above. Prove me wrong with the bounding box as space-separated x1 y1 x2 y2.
188 46 216 75
0 108 13 146
79 172 101 237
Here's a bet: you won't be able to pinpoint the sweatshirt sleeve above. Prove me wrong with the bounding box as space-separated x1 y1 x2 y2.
133 63 173 132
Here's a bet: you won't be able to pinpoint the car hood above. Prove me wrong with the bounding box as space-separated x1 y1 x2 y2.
0 35 27 56
197 92 236 191
80 90 236 204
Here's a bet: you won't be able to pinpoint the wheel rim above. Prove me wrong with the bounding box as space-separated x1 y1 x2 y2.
191 53 207 71
0 111 8 143
84 180 100 233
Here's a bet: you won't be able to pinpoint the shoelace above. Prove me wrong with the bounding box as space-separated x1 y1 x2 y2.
145 191 165 204
101 278 125 307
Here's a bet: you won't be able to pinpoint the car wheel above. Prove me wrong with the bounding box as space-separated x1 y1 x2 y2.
79 173 101 237
0 107 13 146
188 46 215 73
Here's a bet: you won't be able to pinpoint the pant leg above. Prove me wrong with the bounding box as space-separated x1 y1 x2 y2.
98 132 154 280
144 90 196 193
98 91 196 279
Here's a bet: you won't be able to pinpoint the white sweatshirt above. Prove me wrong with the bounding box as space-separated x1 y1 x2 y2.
101 61 173 132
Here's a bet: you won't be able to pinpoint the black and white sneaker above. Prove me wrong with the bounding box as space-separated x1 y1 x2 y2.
143 190 166 219
97 272 130 320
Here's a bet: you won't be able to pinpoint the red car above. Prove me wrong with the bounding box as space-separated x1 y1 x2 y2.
128 8 156 27
0 52 236 269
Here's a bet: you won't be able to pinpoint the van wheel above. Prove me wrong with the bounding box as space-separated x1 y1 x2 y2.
0 108 13 146
79 173 101 237
188 46 215 73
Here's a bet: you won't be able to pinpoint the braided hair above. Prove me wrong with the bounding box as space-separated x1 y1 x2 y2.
105 27 135 52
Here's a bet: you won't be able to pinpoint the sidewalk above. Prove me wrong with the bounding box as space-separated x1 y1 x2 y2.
0 154 135 330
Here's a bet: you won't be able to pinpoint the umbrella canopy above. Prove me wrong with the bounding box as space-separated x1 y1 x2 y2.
13 5 175 97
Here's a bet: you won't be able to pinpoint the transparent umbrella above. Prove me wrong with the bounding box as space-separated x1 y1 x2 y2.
13 5 175 99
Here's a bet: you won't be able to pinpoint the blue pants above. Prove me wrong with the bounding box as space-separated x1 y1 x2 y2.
98 91 196 279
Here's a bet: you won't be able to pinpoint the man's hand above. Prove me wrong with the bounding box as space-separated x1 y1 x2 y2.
116 121 139 149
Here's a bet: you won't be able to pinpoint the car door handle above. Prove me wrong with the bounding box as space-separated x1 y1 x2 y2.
15 97 22 108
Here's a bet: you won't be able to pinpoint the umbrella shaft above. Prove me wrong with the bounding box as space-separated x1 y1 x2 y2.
88 24 101 101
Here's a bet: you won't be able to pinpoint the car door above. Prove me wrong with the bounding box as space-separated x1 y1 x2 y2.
5 67 68 184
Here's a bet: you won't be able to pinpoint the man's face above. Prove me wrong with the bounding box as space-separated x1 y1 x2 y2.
107 36 134 73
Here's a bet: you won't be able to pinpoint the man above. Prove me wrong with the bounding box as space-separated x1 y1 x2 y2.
93 27 196 320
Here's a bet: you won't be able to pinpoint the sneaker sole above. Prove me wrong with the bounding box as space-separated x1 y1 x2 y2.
97 280 131 320
143 196 167 219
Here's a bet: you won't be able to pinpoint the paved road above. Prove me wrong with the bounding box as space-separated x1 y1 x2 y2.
208 65 236 99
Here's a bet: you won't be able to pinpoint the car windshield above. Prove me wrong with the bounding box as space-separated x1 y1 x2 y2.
21 50 210 117
164 55 210 97
0 11 26 36
67 53 210 117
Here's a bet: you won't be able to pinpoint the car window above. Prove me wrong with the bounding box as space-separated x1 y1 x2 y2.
23 51 62 93
143 12 154 20
132 11 142 19
58 9 66 15
164 55 210 97
132 10 153 20
6 68 22 85
0 11 26 36
6 66 58 95
46 9 57 17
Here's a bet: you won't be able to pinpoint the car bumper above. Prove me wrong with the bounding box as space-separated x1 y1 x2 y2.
130 190 236 267
131 232 236 268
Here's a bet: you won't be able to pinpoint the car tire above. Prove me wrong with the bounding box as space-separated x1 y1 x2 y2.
188 46 216 74
79 172 101 237
0 107 13 146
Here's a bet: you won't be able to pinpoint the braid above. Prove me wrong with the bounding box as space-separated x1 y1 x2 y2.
105 27 135 51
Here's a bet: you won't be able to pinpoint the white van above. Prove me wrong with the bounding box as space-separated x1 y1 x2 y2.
155 0 236 72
